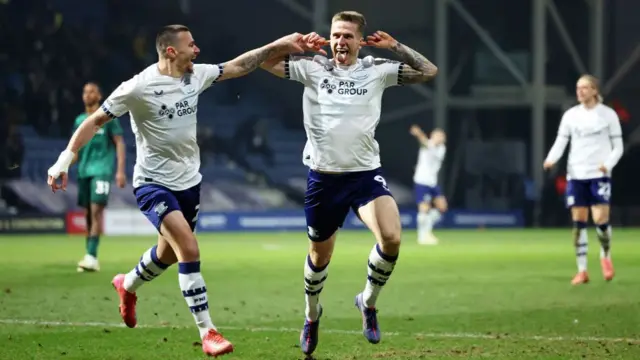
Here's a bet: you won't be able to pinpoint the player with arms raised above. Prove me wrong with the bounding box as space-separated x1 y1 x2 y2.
543 75 623 285
74 82 127 272
410 125 447 245
47 24 307 356
261 11 438 356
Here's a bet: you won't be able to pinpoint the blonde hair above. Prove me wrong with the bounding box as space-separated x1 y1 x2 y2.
331 11 367 34
579 74 603 103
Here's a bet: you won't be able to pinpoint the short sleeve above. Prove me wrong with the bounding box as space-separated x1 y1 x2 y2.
108 118 124 136
200 63 223 89
374 58 404 88
285 56 314 84
101 77 139 118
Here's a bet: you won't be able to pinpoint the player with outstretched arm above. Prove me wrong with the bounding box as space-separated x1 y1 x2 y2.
260 11 438 356
543 74 623 286
47 24 309 357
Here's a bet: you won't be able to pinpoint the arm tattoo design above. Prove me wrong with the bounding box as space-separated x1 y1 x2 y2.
390 42 438 84
234 46 280 75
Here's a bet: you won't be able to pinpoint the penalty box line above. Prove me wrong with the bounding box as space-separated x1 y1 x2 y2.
1 318 639 344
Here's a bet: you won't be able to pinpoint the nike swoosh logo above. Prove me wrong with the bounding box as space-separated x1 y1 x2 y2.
154 90 164 95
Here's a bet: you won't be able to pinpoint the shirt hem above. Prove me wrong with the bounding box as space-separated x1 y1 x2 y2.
307 165 381 173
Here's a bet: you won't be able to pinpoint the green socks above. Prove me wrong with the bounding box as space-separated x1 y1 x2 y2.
86 236 100 257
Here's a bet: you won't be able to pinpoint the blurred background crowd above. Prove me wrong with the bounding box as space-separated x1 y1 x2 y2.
1 0 638 227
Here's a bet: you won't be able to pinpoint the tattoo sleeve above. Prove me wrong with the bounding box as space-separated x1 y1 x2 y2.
390 42 438 84
223 45 281 80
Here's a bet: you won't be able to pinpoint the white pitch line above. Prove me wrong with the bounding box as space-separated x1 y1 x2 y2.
1 319 639 344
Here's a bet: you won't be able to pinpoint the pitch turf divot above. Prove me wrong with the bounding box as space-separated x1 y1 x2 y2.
1 318 639 344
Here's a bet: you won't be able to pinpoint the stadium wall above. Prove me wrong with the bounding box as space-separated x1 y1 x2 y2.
0 210 523 235
100 209 524 235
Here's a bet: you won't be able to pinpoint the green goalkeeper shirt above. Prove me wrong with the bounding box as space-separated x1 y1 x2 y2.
73 113 124 178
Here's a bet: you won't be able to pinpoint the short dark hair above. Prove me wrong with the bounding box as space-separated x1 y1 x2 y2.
332 11 367 34
84 82 102 95
155 24 190 55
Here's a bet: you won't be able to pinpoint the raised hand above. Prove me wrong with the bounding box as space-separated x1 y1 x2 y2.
365 31 398 49
272 32 306 54
409 125 422 137
301 32 328 55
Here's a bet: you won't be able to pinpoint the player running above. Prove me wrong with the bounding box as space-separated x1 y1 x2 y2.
74 82 127 272
47 24 308 357
260 11 438 356
543 74 623 285
410 125 447 245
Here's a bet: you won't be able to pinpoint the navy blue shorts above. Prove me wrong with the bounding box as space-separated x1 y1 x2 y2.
414 184 443 205
134 183 201 232
304 168 392 242
565 177 611 208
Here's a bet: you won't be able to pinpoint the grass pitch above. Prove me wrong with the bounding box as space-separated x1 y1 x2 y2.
1 229 640 359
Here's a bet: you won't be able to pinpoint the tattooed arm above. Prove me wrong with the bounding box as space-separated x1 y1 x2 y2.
390 42 438 84
216 33 304 82
365 31 437 84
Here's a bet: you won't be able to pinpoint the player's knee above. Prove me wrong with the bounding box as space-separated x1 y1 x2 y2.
380 227 401 249
592 214 609 225
435 202 448 213
308 250 331 269
177 241 200 262
418 202 430 213
571 207 589 222
308 246 332 268
308 234 335 268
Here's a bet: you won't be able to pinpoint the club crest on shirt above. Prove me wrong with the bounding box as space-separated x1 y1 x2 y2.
350 67 369 81
181 74 196 94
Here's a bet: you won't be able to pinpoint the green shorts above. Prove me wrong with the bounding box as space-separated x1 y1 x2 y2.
77 176 112 208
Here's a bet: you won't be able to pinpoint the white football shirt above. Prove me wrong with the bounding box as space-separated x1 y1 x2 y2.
545 103 623 180
286 56 403 172
101 63 222 190
413 141 446 186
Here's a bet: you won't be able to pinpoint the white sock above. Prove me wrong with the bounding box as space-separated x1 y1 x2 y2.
123 245 170 293
363 244 398 308
426 209 442 232
304 255 328 321
575 227 588 272
596 225 612 259
417 212 428 241
179 261 216 339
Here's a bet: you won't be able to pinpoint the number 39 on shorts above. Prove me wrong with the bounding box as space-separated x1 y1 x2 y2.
95 180 110 195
